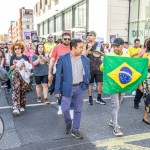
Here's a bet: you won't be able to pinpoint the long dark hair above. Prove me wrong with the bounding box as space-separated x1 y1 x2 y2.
146 39 150 52
35 43 45 56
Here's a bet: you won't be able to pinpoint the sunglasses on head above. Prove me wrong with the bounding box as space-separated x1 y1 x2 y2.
63 38 71 41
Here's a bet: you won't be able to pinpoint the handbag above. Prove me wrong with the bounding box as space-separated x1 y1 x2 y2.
0 66 9 82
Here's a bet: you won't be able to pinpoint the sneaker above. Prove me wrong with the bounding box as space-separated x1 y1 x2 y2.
37 97 42 103
71 130 83 139
20 107 25 112
88 97 93 105
44 98 50 104
113 127 123 137
132 91 136 96
96 97 106 105
57 106 62 115
12 108 20 115
109 120 121 129
134 102 139 109
66 122 72 134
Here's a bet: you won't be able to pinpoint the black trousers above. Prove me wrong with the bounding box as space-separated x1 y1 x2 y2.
134 89 143 104
5 66 11 89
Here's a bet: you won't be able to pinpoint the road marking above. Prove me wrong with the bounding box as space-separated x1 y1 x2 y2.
94 132 150 150
0 95 134 110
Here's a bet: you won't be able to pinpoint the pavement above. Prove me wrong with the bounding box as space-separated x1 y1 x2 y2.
0 86 150 150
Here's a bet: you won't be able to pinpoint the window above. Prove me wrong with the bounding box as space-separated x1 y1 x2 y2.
54 0 59 5
48 19 54 33
64 9 72 29
55 15 62 32
36 4 38 12
74 2 86 28
40 23 43 36
44 21 48 35
130 0 139 22
139 0 150 20
26 25 30 29
45 0 47 5
40 0 42 9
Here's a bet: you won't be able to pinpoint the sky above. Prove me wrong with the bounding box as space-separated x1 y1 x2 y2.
0 0 37 34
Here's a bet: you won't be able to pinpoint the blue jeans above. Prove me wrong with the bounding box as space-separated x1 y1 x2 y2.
57 97 74 110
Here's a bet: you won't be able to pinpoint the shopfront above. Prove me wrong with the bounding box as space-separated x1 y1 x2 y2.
129 0 150 45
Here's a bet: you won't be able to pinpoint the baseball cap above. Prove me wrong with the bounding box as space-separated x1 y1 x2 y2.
112 38 124 46
89 31 97 37
48 34 54 38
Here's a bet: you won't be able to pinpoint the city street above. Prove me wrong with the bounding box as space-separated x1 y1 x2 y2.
0 86 150 150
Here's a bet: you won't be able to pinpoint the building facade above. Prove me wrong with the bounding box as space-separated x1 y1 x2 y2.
34 0 130 42
8 8 34 42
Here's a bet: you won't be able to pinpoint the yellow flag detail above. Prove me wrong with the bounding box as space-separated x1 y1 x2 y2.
107 62 141 88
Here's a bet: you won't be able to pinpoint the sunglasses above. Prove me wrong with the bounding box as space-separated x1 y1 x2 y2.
63 38 71 41
14 48 21 50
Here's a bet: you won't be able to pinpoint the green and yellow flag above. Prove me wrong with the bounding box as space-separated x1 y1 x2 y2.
103 56 148 94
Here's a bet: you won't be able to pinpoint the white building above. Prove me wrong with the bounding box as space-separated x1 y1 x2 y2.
33 0 129 43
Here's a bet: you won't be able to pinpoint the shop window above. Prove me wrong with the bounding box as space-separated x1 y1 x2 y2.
74 2 86 28
56 15 62 32
49 19 54 33
64 9 72 29
129 22 138 45
40 23 43 36
44 21 48 35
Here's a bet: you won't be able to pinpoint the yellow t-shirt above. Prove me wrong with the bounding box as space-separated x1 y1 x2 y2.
44 43 56 54
142 52 150 67
100 51 130 71
128 47 141 58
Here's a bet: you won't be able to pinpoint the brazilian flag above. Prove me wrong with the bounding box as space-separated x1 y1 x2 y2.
103 56 148 94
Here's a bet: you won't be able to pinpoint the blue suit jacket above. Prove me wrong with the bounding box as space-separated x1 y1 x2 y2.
55 53 90 97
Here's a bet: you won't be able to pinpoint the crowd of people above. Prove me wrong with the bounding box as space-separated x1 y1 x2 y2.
0 31 150 139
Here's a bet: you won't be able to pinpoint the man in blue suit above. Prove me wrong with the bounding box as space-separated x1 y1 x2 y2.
55 39 90 139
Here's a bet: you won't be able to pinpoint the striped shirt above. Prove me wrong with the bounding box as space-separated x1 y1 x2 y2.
70 54 85 84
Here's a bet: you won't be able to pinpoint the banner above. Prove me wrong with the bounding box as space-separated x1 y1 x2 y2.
31 31 38 42
24 31 31 42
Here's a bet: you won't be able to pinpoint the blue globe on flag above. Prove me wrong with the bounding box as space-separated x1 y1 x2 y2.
119 67 132 84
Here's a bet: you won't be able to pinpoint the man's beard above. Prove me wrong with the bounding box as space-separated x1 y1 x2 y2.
63 42 69 46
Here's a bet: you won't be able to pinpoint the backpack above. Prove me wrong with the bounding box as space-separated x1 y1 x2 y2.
0 66 9 82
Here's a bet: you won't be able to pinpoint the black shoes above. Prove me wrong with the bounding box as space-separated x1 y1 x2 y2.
89 97 106 105
71 130 83 139
134 102 139 109
96 97 106 105
89 97 93 105
66 122 72 134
